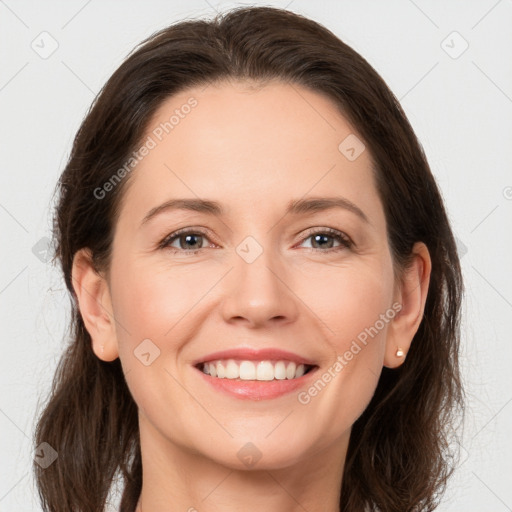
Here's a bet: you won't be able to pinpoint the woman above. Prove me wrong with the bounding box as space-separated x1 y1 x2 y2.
33 6 464 511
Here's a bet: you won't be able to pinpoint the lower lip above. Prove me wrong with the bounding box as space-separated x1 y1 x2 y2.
195 366 318 400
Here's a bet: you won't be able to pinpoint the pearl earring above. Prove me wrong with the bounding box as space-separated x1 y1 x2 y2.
396 347 404 357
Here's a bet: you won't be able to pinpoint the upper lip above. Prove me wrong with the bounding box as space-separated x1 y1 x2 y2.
193 347 317 366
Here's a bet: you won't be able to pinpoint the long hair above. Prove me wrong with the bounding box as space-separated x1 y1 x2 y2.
33 6 464 511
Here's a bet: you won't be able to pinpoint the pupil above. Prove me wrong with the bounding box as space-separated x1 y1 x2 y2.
313 234 333 249
183 234 201 249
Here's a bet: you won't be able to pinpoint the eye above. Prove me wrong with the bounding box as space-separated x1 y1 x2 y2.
297 228 353 252
159 228 214 255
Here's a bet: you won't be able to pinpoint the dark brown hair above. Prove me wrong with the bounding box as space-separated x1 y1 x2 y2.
33 6 464 511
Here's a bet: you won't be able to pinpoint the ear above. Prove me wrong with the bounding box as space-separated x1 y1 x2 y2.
71 248 119 362
384 242 431 369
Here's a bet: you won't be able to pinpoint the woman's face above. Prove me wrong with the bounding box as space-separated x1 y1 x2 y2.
102 80 403 469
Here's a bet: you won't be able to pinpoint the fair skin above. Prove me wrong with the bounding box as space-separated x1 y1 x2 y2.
72 80 431 512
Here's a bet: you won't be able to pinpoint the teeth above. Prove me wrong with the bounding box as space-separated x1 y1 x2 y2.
239 361 255 380
256 361 274 381
202 359 310 381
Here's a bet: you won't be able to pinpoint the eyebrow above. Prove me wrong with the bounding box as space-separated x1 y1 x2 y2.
140 196 369 226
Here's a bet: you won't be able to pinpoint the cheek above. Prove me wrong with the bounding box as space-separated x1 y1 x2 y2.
293 258 394 421
300 256 395 348
108 258 205 425
109 256 224 401
110 256 204 341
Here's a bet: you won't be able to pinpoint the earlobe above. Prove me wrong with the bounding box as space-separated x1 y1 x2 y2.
384 242 431 369
71 248 119 362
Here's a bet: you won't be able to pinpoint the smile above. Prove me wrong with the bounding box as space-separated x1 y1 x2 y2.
199 359 315 381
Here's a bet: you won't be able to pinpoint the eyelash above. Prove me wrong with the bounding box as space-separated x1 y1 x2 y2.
158 227 353 256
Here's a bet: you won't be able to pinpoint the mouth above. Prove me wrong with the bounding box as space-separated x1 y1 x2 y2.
196 359 317 381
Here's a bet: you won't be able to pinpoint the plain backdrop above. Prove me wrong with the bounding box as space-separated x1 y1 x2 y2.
1 0 511 510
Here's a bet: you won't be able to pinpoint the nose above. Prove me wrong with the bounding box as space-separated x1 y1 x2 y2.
220 245 299 329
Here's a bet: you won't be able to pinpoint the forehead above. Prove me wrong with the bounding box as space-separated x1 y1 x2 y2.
118 80 381 225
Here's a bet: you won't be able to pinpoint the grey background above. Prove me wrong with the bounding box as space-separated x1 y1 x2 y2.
1 0 511 510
